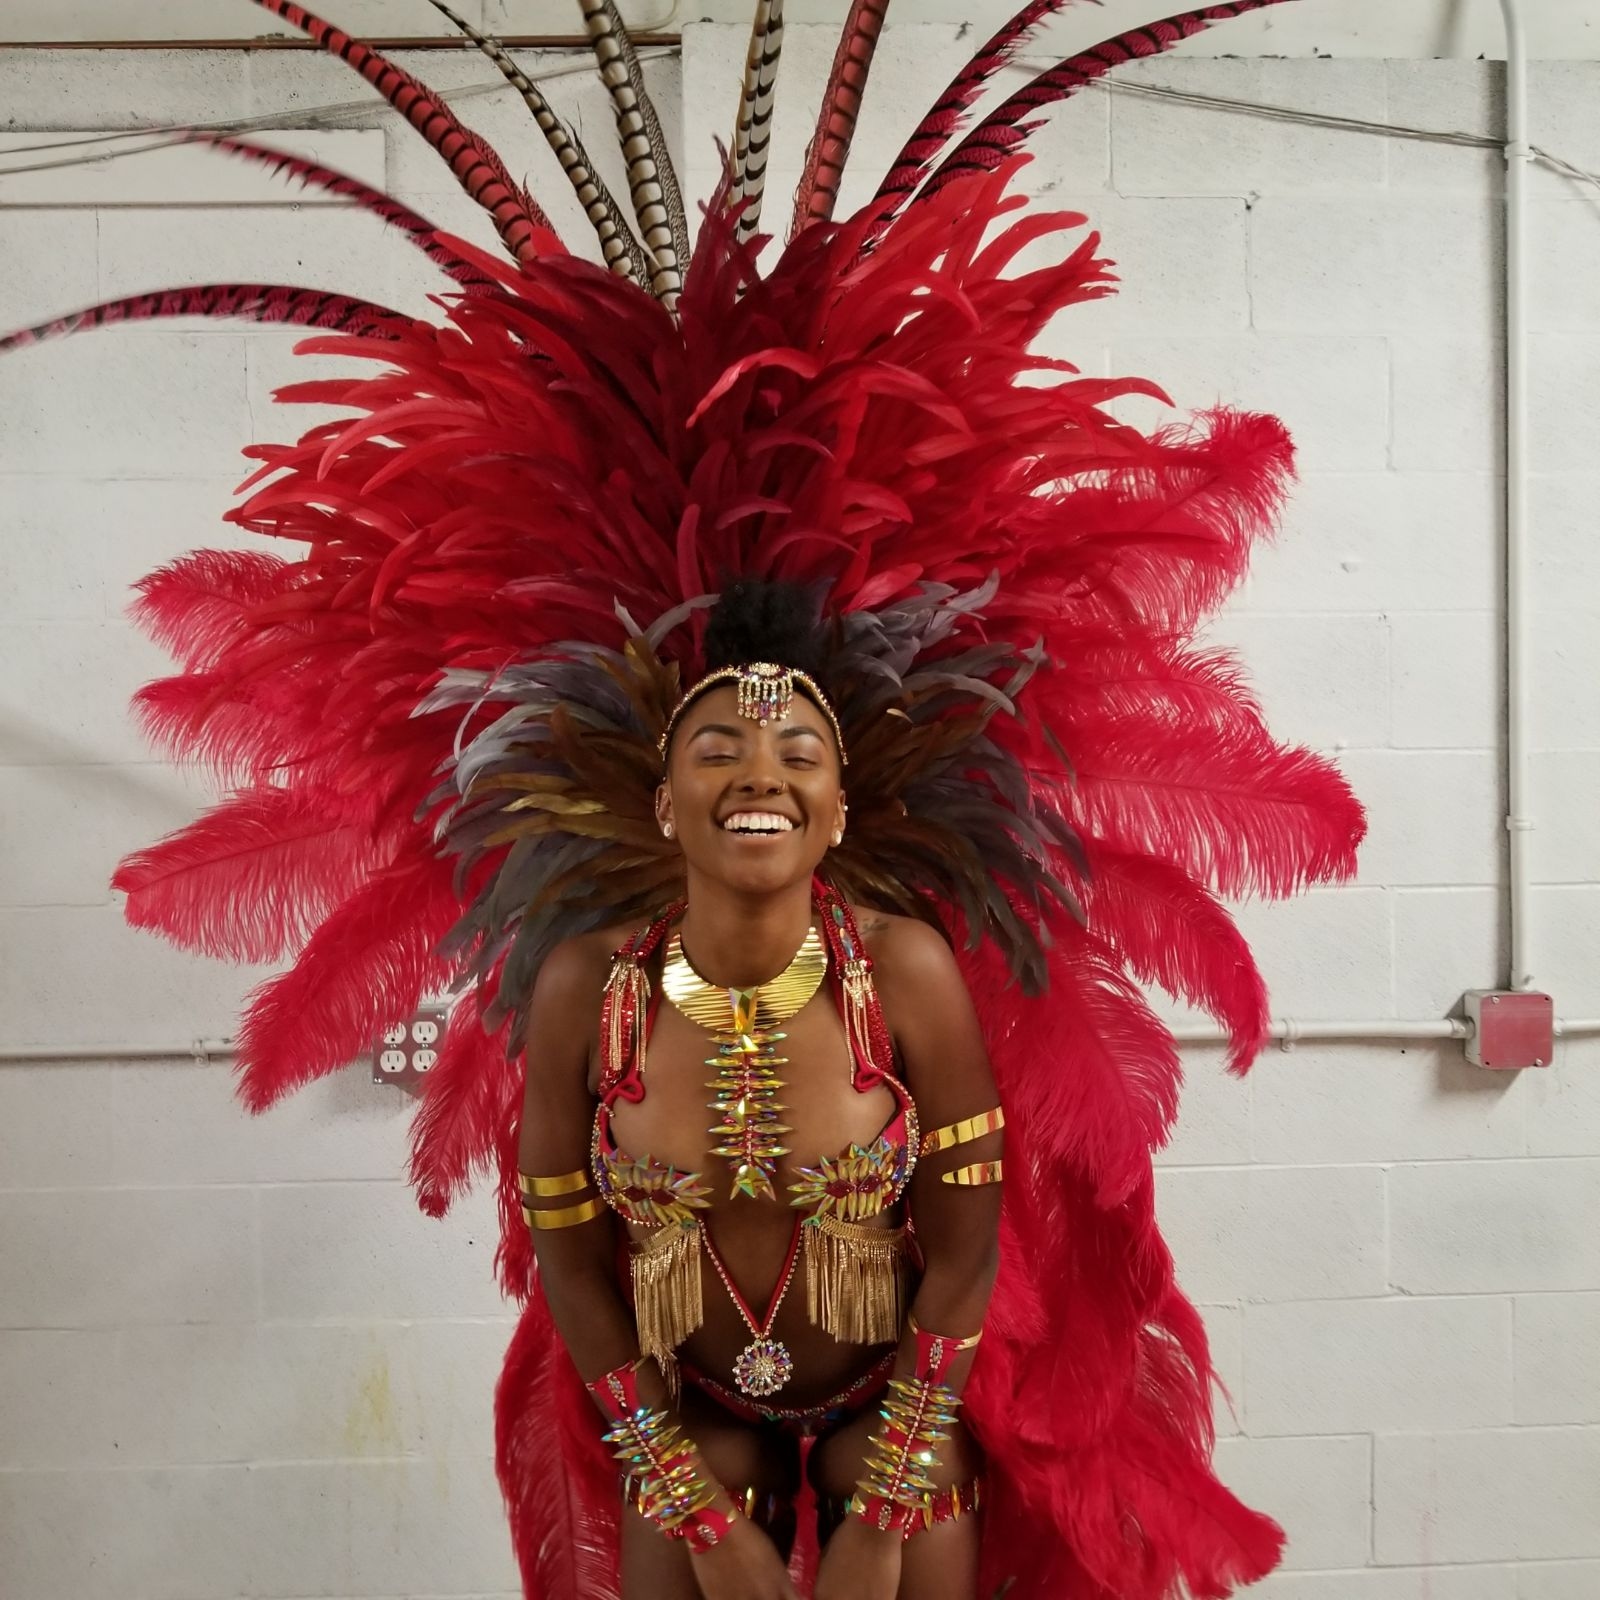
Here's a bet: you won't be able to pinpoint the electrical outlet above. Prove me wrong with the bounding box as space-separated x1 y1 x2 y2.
372 1004 450 1094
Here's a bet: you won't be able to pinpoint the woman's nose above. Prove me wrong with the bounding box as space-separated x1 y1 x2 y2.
737 755 786 793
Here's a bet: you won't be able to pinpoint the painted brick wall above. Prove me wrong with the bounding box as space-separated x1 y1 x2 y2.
2 22 1598 1600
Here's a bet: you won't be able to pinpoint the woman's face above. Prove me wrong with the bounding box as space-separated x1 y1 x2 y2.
658 683 846 895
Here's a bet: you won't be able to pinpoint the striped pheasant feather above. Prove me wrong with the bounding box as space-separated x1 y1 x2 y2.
728 0 786 243
864 0 1090 244
245 0 553 266
422 1 653 287
917 0 1290 205
577 0 688 307
179 132 495 291
790 0 891 237
0 283 409 352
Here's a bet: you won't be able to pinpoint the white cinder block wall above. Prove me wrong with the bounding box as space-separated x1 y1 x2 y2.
2 13 1599 1599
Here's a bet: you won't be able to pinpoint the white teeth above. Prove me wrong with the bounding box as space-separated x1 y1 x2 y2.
722 812 795 833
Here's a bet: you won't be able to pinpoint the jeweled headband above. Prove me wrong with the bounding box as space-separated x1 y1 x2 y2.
658 661 848 766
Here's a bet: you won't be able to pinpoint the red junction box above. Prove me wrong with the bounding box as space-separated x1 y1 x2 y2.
1463 990 1554 1071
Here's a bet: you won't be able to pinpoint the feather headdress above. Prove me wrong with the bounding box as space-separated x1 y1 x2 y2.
6 2 1361 1595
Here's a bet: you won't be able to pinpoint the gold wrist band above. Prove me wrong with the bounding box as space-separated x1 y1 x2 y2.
519 1168 592 1198
941 1160 1004 1187
523 1195 605 1230
919 1106 1004 1157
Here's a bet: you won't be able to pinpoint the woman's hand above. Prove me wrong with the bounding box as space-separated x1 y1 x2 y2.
689 1513 804 1600
813 1514 903 1600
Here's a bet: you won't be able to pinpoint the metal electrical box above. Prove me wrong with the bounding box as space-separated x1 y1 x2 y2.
1463 990 1554 1070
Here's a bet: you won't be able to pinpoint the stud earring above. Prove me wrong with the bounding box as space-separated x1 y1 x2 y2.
830 829 843 847
662 821 674 840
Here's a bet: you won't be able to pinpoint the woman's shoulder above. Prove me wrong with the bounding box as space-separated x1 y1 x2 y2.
535 917 654 1006
847 904 960 988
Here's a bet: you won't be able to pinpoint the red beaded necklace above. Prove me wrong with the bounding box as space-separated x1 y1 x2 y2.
700 1218 805 1399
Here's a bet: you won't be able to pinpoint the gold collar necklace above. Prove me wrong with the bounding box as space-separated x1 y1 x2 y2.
663 924 827 1201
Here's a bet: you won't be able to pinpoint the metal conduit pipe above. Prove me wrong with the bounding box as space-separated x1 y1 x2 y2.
6 1015 1600 1064
1499 0 1536 992
1165 1017 1600 1049
1177 3 1546 1054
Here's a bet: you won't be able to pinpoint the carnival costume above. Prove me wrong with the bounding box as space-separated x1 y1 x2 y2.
3 0 1365 1594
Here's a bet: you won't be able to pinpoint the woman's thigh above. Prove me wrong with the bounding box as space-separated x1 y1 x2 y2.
618 1395 802 1600
807 1405 983 1600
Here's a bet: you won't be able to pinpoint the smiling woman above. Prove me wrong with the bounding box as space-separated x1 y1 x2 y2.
658 586 848 896
519 577 999 1600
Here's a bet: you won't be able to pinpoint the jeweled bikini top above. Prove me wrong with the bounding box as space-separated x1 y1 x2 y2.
591 882 919 1229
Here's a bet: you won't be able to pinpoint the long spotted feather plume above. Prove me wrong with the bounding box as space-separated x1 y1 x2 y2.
864 0 1090 244
918 0 1293 204
245 0 554 264
577 0 689 306
791 0 891 236
179 132 497 291
728 0 786 244
423 0 654 287
0 283 409 351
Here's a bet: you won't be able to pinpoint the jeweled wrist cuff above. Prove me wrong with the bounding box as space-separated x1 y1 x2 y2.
589 1361 737 1550
848 1323 978 1538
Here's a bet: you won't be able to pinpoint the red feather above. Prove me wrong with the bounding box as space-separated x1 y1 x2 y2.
129 549 296 674
1080 843 1271 1072
408 986 519 1219
961 930 1287 1598
496 1293 620 1600
233 855 458 1112
178 133 496 292
919 1 1297 206
0 283 408 352
130 674 305 784
790 0 892 236
112 783 390 964
1062 704 1366 900
864 0 1095 243
245 0 556 266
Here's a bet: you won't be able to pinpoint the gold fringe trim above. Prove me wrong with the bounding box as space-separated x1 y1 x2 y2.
631 1220 704 1381
840 957 880 1075
603 955 650 1088
803 1213 908 1346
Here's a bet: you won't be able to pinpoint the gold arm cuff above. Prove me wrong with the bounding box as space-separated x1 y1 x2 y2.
519 1168 591 1198
906 1312 982 1350
940 1160 1004 1187
919 1105 1005 1157
523 1195 606 1230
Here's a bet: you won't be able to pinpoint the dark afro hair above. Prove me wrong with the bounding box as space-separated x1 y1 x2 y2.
701 578 831 683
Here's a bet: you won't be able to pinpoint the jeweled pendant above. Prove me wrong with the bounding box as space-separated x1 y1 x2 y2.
733 1337 793 1397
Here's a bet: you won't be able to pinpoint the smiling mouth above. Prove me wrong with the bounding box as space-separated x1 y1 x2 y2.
720 811 797 837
